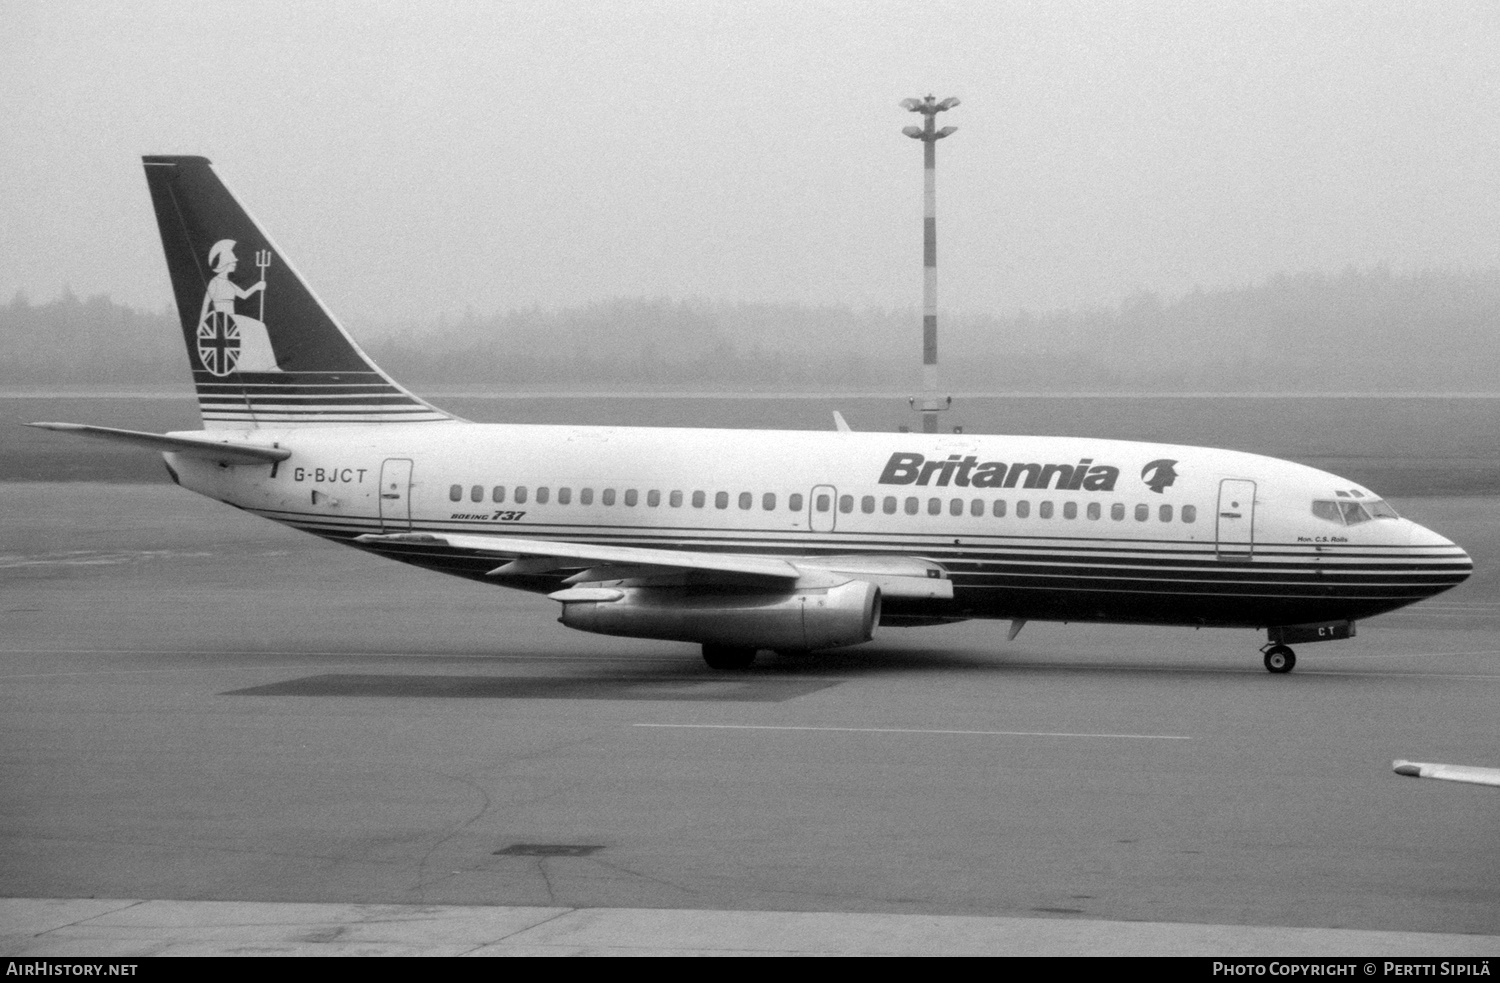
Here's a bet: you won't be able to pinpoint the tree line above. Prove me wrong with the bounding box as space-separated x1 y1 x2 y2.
5 266 1498 392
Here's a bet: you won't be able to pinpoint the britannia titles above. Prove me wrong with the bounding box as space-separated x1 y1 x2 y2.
878 452 1120 491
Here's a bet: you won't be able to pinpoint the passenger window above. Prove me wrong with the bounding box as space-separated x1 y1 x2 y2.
471 485 484 503
449 484 462 502
492 486 506 504
928 498 941 516
992 499 1006 517
1063 501 1077 519
1111 503 1125 521
884 496 898 515
558 487 571 505
839 495 854 514
647 490 660 507
1039 501 1054 519
905 497 919 516
862 495 876 514
692 491 706 508
815 494 830 512
739 492 753 510
602 488 616 506
670 490 683 507
1016 500 1030 518
763 493 777 511
790 493 804 511
1159 504 1172 522
1182 504 1196 523
970 499 984 517
580 488 594 505
624 489 638 506
949 498 963 517
515 486 528 504
536 486 550 504
1135 504 1148 521
715 491 729 509
1087 502 1100 520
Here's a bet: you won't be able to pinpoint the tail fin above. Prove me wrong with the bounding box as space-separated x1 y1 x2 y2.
142 155 454 429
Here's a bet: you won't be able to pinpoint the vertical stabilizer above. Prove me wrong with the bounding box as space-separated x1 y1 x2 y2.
142 155 454 429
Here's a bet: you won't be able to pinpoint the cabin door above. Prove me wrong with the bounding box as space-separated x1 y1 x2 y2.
1216 479 1256 559
808 484 838 533
379 458 414 532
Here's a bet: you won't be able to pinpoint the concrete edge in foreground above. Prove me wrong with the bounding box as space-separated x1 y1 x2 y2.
3 898 1498 957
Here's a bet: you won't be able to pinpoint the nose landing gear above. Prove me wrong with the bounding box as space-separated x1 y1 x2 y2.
1261 620 1354 674
1261 644 1296 674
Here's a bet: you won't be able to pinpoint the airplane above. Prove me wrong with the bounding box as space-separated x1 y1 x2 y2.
30 155 1474 672
1393 760 1500 789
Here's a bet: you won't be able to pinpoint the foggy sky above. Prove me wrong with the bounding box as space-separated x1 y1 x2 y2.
3 0 1498 327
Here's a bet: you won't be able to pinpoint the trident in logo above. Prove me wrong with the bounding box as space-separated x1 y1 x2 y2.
256 248 272 321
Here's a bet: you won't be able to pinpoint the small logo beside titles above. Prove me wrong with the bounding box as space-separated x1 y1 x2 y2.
1141 459 1179 494
878 452 1120 491
195 239 281 376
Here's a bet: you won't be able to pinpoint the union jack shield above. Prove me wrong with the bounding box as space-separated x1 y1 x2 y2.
197 310 240 376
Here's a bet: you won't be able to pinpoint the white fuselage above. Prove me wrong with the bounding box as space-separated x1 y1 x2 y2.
164 422 1471 631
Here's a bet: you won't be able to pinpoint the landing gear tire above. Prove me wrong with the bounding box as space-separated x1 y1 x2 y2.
1263 645 1296 674
702 644 757 670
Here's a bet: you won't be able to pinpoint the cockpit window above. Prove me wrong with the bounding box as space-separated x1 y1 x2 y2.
1312 498 1400 525
1312 501 1341 523
1339 501 1371 525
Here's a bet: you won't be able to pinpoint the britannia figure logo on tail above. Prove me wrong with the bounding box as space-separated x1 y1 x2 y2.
196 239 281 375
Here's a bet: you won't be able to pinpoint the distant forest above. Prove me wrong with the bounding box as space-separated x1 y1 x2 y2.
6 267 1499 392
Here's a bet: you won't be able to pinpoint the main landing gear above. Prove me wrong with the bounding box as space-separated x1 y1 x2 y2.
1261 644 1296 674
702 644 757 670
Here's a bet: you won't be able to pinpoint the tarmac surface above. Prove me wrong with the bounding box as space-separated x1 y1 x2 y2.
2 484 1498 955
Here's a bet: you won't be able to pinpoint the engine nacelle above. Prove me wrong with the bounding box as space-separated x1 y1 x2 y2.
556 580 881 651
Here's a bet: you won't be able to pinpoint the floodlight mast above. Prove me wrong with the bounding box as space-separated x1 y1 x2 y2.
901 95 959 434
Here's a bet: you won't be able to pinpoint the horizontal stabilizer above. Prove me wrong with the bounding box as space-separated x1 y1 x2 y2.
27 422 290 466
1393 759 1500 788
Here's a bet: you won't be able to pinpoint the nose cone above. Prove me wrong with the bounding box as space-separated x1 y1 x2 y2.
1408 519 1461 550
1406 519 1473 587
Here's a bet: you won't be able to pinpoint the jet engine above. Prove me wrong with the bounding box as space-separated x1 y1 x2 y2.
553 579 881 651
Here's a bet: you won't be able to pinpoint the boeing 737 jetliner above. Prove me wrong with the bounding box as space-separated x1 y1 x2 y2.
31 156 1473 671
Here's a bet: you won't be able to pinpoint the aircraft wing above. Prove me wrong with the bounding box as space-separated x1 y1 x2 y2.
27 423 290 466
355 532 953 598
1393 759 1500 789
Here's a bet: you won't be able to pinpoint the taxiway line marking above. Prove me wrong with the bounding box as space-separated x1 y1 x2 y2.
635 723 1192 740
